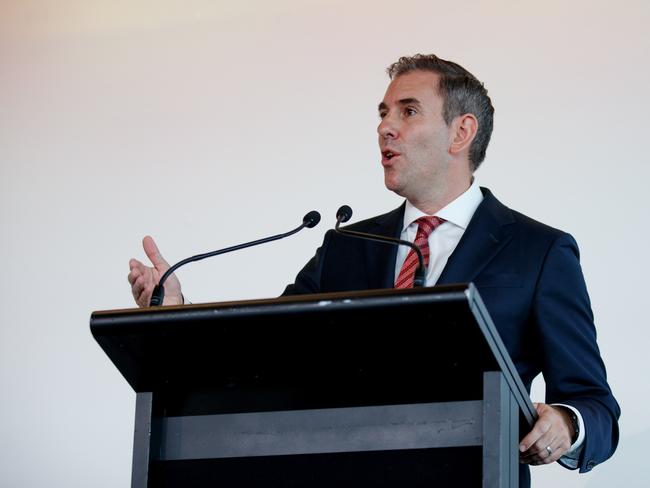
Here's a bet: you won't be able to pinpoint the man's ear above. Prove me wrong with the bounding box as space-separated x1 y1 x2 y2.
449 114 478 156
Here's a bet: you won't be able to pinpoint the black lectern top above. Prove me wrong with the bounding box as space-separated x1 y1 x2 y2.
91 283 535 426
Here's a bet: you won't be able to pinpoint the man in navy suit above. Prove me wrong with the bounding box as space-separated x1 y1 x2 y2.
128 54 619 484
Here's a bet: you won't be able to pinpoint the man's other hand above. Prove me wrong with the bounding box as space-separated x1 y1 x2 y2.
127 236 183 307
519 403 576 465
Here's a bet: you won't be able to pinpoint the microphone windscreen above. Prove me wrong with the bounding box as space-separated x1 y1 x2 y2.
336 205 353 223
303 210 321 228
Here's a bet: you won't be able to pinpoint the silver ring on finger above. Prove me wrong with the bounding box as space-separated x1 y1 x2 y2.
545 446 553 456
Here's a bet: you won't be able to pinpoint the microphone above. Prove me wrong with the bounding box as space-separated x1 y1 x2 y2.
334 205 426 287
149 210 322 306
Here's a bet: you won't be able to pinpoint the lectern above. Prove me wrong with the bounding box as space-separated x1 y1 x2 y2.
91 284 536 487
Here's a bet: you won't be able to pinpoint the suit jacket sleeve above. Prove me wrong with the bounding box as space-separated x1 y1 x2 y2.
282 230 332 295
532 232 620 472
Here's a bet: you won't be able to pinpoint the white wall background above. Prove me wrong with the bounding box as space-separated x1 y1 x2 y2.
1 0 648 486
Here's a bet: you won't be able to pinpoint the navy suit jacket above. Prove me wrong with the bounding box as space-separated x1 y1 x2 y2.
284 188 619 483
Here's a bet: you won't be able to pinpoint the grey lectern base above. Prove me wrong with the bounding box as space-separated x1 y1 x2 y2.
130 371 518 488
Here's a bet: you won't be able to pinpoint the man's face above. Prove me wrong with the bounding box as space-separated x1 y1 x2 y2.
378 70 453 204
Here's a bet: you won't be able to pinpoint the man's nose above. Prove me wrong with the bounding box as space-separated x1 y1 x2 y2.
378 116 398 139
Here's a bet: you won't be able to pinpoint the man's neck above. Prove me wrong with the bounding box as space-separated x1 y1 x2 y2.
407 178 473 215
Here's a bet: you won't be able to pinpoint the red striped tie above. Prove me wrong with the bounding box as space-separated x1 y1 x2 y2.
395 216 445 289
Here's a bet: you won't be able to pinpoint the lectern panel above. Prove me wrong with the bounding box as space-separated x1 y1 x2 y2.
149 447 483 488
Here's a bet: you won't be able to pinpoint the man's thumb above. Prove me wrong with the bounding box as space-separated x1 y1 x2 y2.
142 235 169 269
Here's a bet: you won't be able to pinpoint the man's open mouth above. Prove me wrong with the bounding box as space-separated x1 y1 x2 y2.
382 150 401 161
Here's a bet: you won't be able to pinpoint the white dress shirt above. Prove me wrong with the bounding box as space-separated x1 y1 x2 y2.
394 179 484 286
393 179 585 465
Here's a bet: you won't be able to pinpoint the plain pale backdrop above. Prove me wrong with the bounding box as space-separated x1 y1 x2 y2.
1 0 649 486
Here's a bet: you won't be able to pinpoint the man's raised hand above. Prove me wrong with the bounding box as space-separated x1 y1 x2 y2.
127 236 183 307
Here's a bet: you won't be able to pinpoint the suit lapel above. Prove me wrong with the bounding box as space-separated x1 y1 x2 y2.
437 188 515 285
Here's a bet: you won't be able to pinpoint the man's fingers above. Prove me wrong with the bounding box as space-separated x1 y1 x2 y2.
519 418 551 452
133 278 154 307
522 442 563 465
519 424 554 452
129 236 182 307
142 235 169 270
128 266 140 285
520 433 558 464
132 275 146 298
129 240 177 308
519 403 555 465
137 284 153 306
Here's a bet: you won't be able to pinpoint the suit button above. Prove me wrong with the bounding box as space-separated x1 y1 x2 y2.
586 460 596 470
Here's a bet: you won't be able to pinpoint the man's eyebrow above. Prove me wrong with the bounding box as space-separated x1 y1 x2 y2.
397 97 421 106
377 98 422 112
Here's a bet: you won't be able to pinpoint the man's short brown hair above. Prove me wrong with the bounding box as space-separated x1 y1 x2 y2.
387 54 494 171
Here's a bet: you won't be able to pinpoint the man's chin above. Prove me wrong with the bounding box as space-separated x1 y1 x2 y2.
384 178 406 197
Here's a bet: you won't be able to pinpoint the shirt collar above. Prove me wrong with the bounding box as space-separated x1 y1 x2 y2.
402 179 484 232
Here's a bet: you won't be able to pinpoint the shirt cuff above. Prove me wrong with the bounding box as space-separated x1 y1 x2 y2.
552 403 586 468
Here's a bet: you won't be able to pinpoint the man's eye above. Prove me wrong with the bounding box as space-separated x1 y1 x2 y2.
379 112 387 119
405 107 417 116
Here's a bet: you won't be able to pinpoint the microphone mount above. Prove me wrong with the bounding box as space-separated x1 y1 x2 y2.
149 210 321 306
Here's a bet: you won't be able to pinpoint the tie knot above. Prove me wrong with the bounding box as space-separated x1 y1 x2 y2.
415 216 444 238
